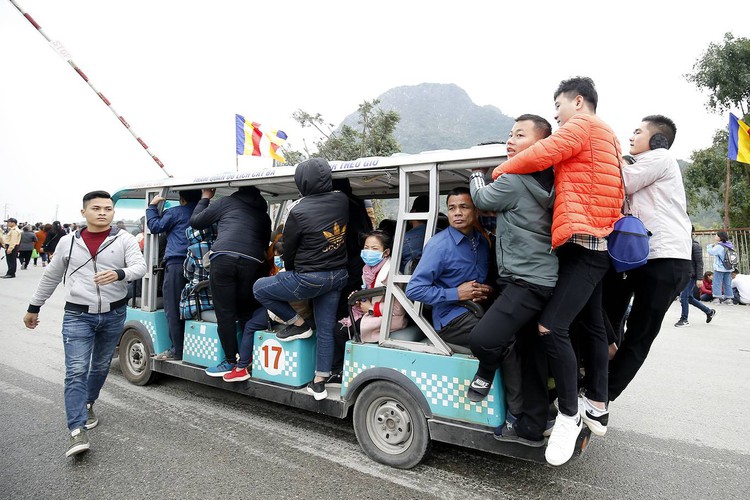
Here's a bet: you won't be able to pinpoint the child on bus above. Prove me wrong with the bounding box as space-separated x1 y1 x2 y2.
331 230 408 382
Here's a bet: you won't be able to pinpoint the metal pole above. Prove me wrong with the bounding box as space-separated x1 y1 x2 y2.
8 0 173 178
724 159 731 230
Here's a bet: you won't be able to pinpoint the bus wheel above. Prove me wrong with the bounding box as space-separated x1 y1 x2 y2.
119 328 156 386
353 380 430 469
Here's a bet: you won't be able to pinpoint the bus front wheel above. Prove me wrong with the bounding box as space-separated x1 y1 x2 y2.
119 328 156 386
353 380 430 469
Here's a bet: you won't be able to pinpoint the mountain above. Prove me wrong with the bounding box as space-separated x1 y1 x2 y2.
339 83 515 154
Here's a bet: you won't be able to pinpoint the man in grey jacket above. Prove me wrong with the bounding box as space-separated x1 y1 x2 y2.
468 114 557 447
23 191 146 458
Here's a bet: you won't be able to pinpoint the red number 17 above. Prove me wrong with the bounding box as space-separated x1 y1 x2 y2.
262 344 283 369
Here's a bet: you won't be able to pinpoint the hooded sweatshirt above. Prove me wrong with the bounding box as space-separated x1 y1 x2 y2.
283 158 349 272
189 186 271 261
471 169 557 288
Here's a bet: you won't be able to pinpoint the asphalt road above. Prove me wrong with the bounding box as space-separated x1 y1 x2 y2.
1 264 749 499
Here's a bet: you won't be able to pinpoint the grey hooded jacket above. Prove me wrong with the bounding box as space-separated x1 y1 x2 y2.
470 170 557 288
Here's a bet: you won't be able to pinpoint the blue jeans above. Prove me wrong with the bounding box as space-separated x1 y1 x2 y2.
713 271 734 301
679 280 711 320
253 269 348 376
62 305 127 431
237 307 271 369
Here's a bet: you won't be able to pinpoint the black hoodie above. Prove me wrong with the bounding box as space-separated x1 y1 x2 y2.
284 158 349 272
189 186 271 260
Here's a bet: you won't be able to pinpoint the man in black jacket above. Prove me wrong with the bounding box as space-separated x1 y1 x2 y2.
675 228 716 327
190 185 272 377
254 158 350 400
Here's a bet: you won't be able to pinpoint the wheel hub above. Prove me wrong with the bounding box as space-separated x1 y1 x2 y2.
371 400 412 447
128 342 146 372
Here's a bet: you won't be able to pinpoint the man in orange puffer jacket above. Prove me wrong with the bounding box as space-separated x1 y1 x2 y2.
492 76 624 466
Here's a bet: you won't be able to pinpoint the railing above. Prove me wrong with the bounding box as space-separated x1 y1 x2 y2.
693 229 749 275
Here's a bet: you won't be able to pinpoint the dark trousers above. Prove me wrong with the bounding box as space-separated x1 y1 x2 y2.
538 243 611 416
5 247 18 276
469 278 553 415
515 322 552 441
209 255 262 364
438 311 479 349
604 258 691 400
19 250 33 269
163 259 188 358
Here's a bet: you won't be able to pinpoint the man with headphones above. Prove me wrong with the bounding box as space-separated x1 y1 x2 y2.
602 115 692 402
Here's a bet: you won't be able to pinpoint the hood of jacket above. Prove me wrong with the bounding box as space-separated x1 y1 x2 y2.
295 158 332 196
232 186 268 212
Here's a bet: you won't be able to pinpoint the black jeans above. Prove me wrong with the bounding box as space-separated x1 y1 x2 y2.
438 311 479 349
604 258 691 400
209 254 262 364
163 259 188 358
5 247 18 276
19 250 33 269
469 278 554 416
538 243 611 417
514 322 552 441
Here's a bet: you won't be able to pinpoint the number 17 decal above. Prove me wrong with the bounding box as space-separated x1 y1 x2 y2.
259 338 285 376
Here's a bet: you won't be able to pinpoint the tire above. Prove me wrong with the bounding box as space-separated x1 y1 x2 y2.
119 328 157 386
352 380 431 469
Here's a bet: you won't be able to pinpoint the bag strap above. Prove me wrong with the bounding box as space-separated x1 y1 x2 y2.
612 138 632 215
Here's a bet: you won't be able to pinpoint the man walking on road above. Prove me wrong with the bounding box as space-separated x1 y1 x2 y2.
3 217 22 278
23 191 146 458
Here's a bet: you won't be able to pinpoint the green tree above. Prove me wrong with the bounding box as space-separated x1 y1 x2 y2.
684 32 750 227
290 99 401 161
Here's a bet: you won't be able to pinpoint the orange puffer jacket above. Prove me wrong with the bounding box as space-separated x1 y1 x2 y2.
492 113 624 249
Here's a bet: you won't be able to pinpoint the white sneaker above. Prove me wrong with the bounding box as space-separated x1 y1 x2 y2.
544 411 582 466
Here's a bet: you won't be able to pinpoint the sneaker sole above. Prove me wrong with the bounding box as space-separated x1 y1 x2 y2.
306 386 328 400
277 329 313 342
66 442 90 457
466 387 489 403
223 374 252 382
205 370 232 378
84 420 98 430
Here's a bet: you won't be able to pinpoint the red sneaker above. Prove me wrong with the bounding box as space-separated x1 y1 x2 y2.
223 366 251 382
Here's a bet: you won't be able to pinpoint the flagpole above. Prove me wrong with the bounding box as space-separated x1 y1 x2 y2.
9 0 173 178
724 158 731 230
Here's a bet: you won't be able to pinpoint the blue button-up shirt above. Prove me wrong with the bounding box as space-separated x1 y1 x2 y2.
405 226 489 330
146 202 197 262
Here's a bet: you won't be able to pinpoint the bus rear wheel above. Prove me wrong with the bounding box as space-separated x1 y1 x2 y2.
119 328 157 386
353 380 430 469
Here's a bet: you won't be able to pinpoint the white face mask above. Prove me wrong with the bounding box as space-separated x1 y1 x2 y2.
360 249 384 267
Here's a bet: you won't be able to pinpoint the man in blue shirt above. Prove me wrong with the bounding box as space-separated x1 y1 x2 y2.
146 189 201 360
406 188 492 349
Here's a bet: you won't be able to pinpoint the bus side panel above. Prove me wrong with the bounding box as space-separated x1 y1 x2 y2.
126 307 170 355
342 343 505 428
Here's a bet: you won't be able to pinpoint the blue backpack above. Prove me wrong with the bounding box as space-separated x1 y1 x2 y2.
607 215 651 272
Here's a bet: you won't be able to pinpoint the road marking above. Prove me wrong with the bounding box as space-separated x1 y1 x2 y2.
0 380 55 405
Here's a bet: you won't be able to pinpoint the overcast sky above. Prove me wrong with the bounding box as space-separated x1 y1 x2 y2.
1 0 748 223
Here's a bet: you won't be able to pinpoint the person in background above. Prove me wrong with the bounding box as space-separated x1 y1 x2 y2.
400 195 429 272
190 185 272 377
699 271 714 301
18 224 38 270
731 269 750 304
43 221 64 262
707 231 736 305
23 190 146 458
34 224 48 267
146 189 201 361
675 227 716 327
2 217 22 278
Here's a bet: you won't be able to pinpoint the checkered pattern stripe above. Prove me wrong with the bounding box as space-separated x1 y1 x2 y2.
343 360 496 417
138 319 157 344
251 345 300 378
184 332 220 362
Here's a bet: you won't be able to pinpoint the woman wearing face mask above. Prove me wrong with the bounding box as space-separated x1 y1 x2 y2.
329 230 408 383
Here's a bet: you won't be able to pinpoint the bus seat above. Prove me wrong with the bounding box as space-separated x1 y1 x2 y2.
199 309 217 323
390 325 426 342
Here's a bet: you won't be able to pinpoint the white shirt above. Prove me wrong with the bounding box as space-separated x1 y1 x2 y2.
623 148 691 260
731 274 750 304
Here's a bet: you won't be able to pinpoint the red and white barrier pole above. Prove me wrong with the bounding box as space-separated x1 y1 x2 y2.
8 0 174 178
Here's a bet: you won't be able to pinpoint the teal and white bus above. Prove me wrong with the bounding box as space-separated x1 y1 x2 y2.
113 145 590 469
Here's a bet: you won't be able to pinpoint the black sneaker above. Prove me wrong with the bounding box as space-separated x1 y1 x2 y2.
706 309 717 323
466 374 492 402
582 409 609 436
493 421 545 447
85 403 98 430
326 372 343 385
276 323 313 342
674 319 690 328
66 427 90 457
306 380 328 400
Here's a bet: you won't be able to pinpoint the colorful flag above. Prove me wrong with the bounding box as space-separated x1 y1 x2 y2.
236 114 263 156
728 113 750 163
265 129 288 162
